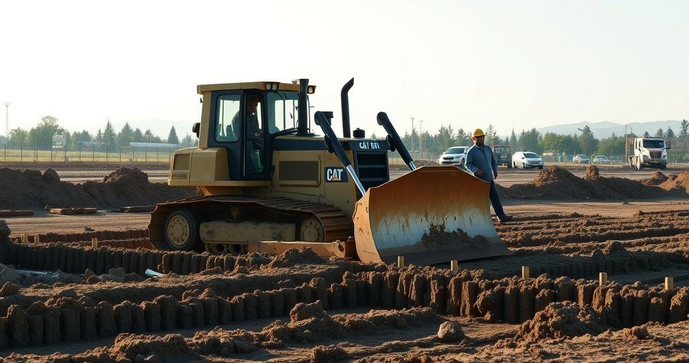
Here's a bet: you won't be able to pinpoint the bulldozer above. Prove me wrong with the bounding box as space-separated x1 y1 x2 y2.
148 78 511 265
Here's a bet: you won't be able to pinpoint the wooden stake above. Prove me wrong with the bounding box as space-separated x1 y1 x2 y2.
521 266 530 279
599 272 608 286
92 238 98 249
22 233 28 243
450 260 459 273
665 277 674 291
397 256 405 268
34 234 40 243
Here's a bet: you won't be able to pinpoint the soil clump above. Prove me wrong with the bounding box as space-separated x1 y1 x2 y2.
266 248 326 269
504 301 608 347
421 224 489 249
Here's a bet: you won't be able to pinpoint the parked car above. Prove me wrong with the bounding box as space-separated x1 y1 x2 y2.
512 151 544 169
573 154 591 164
492 145 513 168
592 155 611 164
438 146 469 165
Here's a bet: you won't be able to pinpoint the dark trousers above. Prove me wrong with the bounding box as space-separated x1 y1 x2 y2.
489 181 506 219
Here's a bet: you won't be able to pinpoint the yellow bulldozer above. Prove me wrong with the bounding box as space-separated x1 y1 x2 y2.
148 79 510 265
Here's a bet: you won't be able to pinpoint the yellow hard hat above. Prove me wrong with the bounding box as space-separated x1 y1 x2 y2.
472 128 485 138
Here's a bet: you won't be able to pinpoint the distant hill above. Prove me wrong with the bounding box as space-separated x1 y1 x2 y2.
537 120 683 138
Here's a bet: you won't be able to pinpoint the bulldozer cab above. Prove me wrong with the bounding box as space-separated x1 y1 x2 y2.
204 85 305 181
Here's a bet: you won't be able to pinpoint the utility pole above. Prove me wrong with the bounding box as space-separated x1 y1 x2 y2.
4 102 9 142
410 117 415 153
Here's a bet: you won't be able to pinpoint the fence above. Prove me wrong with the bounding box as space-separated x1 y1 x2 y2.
0 144 178 163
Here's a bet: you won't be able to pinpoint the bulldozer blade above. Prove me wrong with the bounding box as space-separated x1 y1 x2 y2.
353 165 512 265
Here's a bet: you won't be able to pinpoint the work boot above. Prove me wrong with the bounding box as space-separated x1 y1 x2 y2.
499 215 513 224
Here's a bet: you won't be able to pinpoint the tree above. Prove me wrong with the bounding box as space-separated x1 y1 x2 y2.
167 126 180 145
518 128 541 153
181 134 194 148
117 123 134 147
26 116 65 150
643 131 650 138
509 129 518 151
666 127 675 139
69 130 92 150
485 124 498 146
597 133 625 156
577 126 598 155
103 119 117 152
7 127 28 148
144 129 154 142
681 119 688 153
434 124 455 153
540 132 564 153
133 128 144 142
655 128 664 137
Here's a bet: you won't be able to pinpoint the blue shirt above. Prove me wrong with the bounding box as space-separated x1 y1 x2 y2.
464 144 497 182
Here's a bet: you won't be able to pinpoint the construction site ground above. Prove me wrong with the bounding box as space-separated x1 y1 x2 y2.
0 162 689 362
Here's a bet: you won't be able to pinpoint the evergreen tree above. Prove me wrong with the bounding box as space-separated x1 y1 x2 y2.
167 126 180 144
144 129 154 142
509 129 518 151
117 122 134 146
103 119 117 151
666 127 675 139
577 126 598 155
133 128 144 142
655 128 664 137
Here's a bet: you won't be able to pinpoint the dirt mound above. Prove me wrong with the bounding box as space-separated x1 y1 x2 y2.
74 333 200 362
421 224 489 249
584 165 599 180
266 248 325 269
501 166 685 200
641 171 669 186
0 167 197 209
509 302 607 346
659 171 689 193
414 159 439 166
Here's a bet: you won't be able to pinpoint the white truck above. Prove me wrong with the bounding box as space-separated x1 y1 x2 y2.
628 137 668 170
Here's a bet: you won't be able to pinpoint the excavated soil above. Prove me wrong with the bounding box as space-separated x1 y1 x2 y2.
421 224 490 249
2 167 689 362
0 167 197 209
500 165 688 200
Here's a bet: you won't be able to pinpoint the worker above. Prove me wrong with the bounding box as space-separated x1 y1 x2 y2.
464 129 512 223
232 94 264 172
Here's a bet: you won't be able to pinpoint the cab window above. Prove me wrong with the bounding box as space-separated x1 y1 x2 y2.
267 91 298 134
216 94 241 142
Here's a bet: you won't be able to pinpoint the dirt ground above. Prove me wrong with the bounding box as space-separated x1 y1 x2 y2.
1 163 689 362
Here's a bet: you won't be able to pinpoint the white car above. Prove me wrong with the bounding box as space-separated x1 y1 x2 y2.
438 146 469 165
512 151 544 169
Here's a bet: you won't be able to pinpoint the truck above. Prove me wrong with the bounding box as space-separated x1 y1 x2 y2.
492 145 512 168
627 137 668 170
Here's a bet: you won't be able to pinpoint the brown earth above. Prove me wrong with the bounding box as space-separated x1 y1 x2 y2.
2 166 689 362
0 167 197 210
499 165 689 200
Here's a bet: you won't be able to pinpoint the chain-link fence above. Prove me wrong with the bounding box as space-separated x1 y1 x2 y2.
0 143 179 163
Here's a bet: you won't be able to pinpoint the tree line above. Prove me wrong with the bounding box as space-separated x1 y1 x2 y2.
393 119 689 157
3 116 198 151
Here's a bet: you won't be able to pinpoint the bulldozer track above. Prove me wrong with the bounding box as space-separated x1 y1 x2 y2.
151 195 353 246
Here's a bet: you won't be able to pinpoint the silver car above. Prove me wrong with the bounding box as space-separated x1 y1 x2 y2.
512 151 544 169
438 146 468 165
573 154 591 164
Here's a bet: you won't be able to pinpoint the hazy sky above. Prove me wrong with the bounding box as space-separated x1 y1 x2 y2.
1 0 688 139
